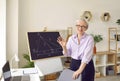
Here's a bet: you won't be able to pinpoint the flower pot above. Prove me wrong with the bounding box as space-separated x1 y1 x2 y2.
93 45 96 54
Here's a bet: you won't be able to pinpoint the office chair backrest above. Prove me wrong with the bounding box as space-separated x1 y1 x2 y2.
57 69 81 81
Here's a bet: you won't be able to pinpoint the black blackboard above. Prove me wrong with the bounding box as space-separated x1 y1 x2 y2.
27 32 63 60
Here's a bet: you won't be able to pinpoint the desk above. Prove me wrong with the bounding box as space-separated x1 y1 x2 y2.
1 68 40 81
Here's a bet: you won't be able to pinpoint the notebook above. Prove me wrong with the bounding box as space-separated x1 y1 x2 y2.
2 61 30 81
58 69 81 81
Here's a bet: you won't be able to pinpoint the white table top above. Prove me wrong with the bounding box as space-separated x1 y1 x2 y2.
1 68 40 81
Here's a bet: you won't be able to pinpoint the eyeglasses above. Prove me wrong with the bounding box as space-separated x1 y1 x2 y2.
76 25 87 29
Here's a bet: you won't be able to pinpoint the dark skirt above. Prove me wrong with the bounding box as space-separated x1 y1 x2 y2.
70 58 95 81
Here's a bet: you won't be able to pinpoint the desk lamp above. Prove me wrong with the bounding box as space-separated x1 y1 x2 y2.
10 54 19 69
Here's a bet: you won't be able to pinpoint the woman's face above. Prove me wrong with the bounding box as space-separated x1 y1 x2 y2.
76 20 88 35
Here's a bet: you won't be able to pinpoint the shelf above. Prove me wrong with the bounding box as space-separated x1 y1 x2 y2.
95 51 116 55
108 27 120 75
109 49 117 52
107 54 115 64
118 48 120 52
95 67 106 77
117 62 120 64
95 64 106 67
107 63 115 66
110 38 116 40
95 55 106 66
94 50 117 77
109 27 118 29
95 51 107 55
117 53 120 56
117 57 120 64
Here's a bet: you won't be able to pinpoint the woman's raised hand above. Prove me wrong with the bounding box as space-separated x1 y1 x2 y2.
57 36 66 48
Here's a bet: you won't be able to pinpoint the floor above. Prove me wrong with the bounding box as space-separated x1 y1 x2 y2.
42 75 120 81
95 75 120 81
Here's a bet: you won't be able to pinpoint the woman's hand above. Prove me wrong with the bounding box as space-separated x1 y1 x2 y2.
72 70 81 80
72 63 86 80
57 36 66 48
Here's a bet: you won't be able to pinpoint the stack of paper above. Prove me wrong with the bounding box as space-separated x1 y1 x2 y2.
23 68 38 74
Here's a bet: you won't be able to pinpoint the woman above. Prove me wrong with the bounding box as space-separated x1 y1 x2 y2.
57 19 95 81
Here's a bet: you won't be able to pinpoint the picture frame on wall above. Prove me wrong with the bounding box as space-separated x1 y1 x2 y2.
82 11 92 22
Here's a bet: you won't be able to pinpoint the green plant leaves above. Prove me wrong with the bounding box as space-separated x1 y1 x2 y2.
91 34 103 44
23 54 34 68
116 19 120 25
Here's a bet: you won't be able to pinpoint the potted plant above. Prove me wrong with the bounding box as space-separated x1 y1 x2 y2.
91 34 103 54
22 53 34 68
116 19 120 25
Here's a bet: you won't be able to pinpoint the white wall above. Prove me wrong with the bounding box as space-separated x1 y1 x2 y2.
17 0 120 67
0 0 6 76
6 0 18 68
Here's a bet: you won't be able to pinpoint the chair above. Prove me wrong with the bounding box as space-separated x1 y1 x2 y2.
57 69 81 81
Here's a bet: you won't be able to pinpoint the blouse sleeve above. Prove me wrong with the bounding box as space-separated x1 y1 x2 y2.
81 36 94 64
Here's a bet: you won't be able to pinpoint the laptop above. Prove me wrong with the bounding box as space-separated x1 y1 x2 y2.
57 69 81 81
2 61 30 81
